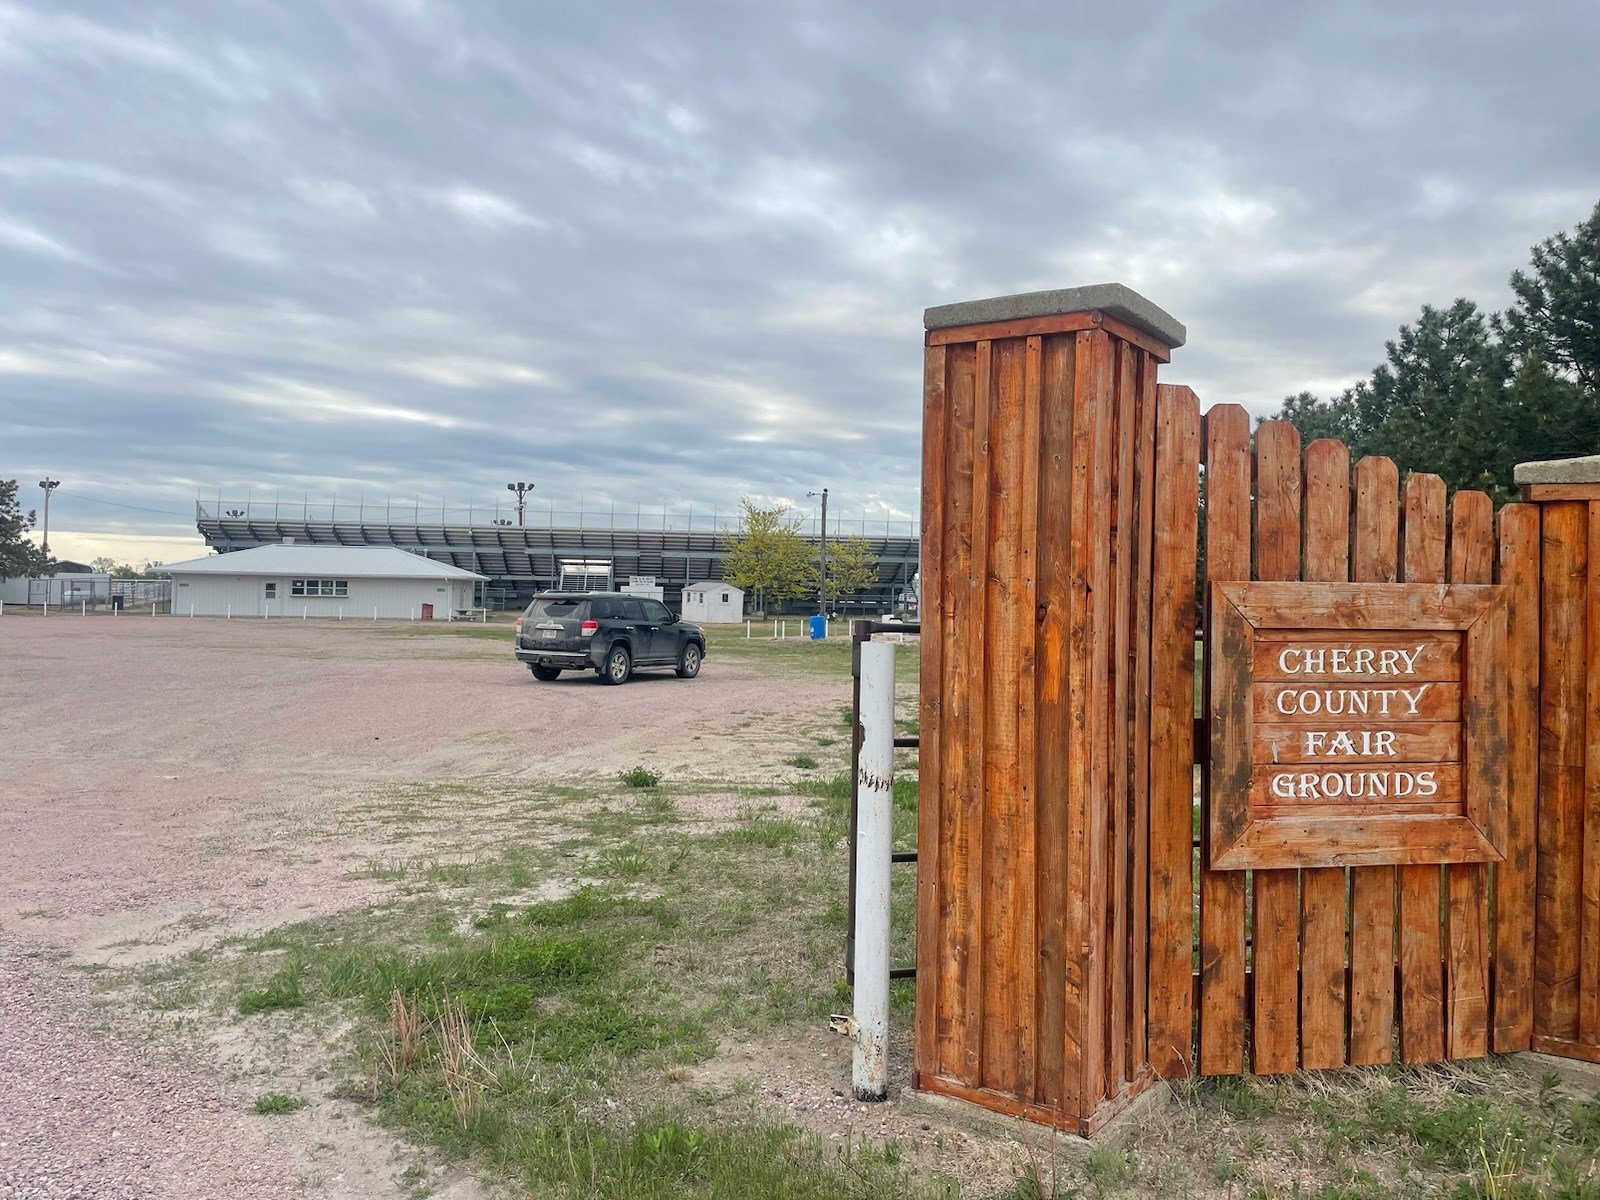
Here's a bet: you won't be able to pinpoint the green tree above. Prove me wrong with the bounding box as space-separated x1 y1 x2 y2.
1274 203 1600 500
1498 200 1600 396
90 556 118 574
721 499 813 615
817 534 879 603
0 479 51 580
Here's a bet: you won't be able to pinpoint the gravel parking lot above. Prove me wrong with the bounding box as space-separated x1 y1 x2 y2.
0 615 846 1199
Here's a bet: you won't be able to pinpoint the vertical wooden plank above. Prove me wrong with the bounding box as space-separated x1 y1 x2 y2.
1199 403 1251 1076
1398 471 1447 1063
1492 503 1538 1051
1107 341 1137 1090
980 339 1023 1094
1129 349 1158 1078
1033 333 1076 1107
1062 330 1111 1114
1537 502 1585 1042
1015 336 1043 1101
913 344 948 1080
1084 329 1116 1108
963 339 993 1083
1584 502 1600 1047
1299 440 1351 1070
1349 455 1400 1065
1147 383 1200 1079
1251 420 1302 1075
935 341 979 1080
1446 490 1493 1059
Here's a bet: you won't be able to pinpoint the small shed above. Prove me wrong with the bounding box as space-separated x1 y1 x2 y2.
161 544 485 618
681 581 743 623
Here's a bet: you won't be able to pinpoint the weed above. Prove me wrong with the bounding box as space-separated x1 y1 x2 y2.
620 765 662 789
784 754 820 769
638 791 676 817
252 1093 309 1115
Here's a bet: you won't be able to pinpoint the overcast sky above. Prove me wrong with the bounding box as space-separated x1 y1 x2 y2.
2 0 1597 565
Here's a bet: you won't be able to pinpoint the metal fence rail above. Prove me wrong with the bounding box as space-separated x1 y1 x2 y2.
846 618 921 984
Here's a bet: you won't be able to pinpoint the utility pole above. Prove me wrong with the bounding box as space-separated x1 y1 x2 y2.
506 481 535 526
37 478 59 555
808 487 828 615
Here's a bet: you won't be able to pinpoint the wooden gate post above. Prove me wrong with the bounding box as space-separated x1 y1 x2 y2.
1518 454 1600 1064
913 285 1186 1134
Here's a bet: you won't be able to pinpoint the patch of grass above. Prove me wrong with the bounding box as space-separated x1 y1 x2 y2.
253 1092 309 1115
620 765 662 789
238 959 307 1014
784 754 820 769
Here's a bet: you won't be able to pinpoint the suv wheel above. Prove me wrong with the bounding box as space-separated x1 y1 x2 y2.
676 642 702 679
601 644 632 685
530 665 561 681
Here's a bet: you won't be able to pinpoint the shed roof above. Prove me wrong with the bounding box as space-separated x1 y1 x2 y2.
685 581 742 592
163 544 486 580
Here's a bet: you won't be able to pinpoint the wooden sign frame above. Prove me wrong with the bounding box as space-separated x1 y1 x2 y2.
1209 580 1508 869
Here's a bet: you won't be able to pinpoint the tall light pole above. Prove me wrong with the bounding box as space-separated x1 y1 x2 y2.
808 487 828 615
37 478 59 555
506 481 534 526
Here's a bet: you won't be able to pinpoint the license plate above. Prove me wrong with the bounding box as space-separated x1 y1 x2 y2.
539 628 559 639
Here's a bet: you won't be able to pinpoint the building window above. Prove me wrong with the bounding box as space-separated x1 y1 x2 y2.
264 582 277 599
290 579 349 597
721 593 729 603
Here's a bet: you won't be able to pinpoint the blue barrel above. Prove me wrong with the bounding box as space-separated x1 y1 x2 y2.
809 614 826 640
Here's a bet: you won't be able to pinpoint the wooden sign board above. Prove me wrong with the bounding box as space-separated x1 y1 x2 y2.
1209 581 1508 869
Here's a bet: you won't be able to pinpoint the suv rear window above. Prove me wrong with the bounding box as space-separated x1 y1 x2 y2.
524 597 587 620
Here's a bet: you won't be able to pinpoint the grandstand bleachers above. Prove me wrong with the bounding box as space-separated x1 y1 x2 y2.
195 504 920 612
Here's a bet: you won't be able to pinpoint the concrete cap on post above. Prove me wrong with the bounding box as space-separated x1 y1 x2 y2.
1514 454 1600 486
923 282 1186 350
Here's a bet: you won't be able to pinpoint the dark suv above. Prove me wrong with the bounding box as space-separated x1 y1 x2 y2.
513 592 706 684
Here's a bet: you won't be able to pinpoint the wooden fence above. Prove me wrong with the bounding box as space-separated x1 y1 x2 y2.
913 286 1600 1135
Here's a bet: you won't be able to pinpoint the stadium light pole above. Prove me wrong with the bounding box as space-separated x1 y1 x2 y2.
37 478 59 555
807 487 828 616
506 481 534 526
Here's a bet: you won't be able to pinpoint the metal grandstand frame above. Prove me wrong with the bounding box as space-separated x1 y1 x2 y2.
196 500 920 612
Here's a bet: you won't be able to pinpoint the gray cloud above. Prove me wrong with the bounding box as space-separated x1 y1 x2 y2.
1 0 1597 551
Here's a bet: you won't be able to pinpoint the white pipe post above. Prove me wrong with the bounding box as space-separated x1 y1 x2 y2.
81 600 86 616
373 607 378 621
339 606 343 620
745 620 750 639
772 619 777 639
852 638 895 1102
190 604 194 618
303 606 307 621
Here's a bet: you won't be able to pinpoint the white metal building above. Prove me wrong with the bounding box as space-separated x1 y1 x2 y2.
161 544 485 619
681 580 744 623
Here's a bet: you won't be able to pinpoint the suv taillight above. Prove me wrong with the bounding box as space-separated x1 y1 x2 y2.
580 619 599 636
515 617 523 633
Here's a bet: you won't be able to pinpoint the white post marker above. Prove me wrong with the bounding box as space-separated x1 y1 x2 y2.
81 600 86 616
190 604 195 618
746 620 750 639
850 638 895 1102
227 604 231 619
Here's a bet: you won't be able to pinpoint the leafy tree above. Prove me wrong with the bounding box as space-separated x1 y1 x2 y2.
816 534 879 603
90 556 117 574
0 479 51 580
721 499 813 615
1498 200 1600 396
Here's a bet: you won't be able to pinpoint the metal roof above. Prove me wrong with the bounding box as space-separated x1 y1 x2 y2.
685 580 741 592
163 544 486 580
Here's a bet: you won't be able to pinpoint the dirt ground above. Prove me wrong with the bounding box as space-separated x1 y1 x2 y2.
0 614 856 1199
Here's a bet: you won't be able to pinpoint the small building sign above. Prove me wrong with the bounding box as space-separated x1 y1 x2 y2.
1209 581 1508 869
